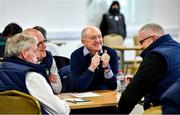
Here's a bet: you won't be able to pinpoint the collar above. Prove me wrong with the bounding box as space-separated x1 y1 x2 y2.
141 34 172 58
83 47 103 56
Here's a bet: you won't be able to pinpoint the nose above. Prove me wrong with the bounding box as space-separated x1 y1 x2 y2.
35 50 41 60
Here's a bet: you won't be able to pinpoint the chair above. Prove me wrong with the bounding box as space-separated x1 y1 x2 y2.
133 35 142 58
53 56 71 92
125 35 142 75
53 56 70 70
103 34 124 70
0 90 41 114
103 34 123 47
143 105 162 114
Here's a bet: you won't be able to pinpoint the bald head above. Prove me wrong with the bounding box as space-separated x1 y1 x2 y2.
22 28 45 42
139 23 165 37
23 28 46 60
138 23 166 49
81 26 102 39
80 26 103 55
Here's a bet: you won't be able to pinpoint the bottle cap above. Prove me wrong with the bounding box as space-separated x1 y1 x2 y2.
118 70 123 72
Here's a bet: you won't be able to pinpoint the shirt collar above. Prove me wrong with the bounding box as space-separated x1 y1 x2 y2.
83 47 103 56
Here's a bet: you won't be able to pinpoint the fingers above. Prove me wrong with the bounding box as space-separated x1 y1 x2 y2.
101 50 110 68
104 50 107 54
90 52 101 70
49 74 57 83
125 75 133 86
89 50 110 70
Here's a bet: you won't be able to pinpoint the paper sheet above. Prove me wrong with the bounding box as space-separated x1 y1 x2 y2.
69 92 101 98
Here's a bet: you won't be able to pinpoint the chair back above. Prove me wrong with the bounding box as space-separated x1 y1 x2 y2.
53 56 72 92
53 56 70 70
133 35 142 57
0 90 41 114
125 35 142 75
143 105 162 114
103 34 123 47
103 34 123 70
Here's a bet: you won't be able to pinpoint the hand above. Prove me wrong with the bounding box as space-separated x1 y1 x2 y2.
101 50 110 68
89 52 101 71
48 74 57 83
57 94 65 100
125 74 134 86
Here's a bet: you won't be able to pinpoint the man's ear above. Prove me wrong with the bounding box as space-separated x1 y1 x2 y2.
81 39 85 45
19 49 27 59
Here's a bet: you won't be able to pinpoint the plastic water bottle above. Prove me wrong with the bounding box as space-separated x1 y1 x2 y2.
116 70 125 92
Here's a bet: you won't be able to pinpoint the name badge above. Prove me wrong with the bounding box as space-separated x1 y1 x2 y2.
115 16 119 21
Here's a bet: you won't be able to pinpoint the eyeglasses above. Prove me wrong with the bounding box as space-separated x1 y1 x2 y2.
139 36 153 45
37 40 47 47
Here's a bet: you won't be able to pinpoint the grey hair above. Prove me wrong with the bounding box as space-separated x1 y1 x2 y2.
4 33 38 58
81 26 101 39
139 23 165 35
81 27 87 39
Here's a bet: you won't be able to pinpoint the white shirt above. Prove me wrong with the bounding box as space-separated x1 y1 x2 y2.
50 58 62 93
26 72 70 114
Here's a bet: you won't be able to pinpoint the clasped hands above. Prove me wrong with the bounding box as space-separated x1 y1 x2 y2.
49 74 57 83
89 50 110 71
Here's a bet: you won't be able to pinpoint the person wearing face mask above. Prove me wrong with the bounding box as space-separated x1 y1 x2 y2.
100 1 126 40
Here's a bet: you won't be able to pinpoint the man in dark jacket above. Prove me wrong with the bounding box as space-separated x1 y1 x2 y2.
70 26 119 114
100 1 126 39
23 28 62 94
70 26 119 92
0 33 70 114
118 23 180 114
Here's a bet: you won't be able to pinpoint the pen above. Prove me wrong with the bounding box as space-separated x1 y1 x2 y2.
66 100 76 104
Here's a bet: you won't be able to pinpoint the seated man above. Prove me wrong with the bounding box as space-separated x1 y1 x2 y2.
32 26 71 92
0 33 70 114
117 23 180 114
70 26 119 92
23 28 62 94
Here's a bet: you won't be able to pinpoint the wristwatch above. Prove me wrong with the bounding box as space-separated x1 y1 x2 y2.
104 66 110 74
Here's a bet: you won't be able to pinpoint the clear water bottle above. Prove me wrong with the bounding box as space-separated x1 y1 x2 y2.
116 70 125 93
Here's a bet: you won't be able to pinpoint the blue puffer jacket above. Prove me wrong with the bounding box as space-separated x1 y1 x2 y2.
141 34 180 108
0 57 49 114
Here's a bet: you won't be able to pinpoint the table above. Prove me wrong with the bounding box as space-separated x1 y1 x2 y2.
112 45 142 72
60 90 120 109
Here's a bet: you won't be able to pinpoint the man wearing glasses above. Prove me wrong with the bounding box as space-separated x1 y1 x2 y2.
118 23 180 114
23 29 62 94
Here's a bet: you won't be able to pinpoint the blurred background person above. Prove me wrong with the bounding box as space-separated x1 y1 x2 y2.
2 22 23 38
0 22 23 58
100 1 126 40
